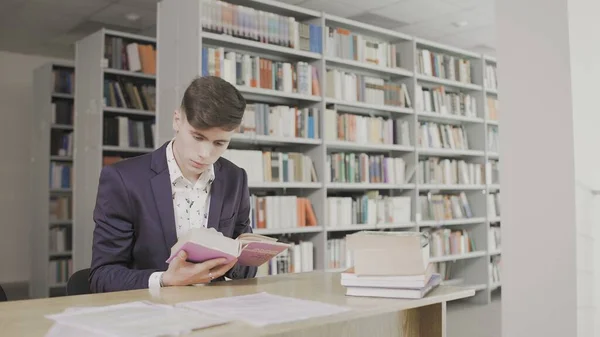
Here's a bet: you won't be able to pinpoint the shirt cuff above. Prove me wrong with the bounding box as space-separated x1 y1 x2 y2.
149 271 164 289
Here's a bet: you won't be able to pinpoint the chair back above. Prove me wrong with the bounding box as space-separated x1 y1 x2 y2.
0 284 6 302
67 268 91 296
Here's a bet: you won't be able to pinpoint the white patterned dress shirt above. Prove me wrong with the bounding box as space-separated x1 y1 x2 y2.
149 140 215 289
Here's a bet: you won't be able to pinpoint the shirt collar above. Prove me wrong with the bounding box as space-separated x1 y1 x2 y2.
166 139 215 188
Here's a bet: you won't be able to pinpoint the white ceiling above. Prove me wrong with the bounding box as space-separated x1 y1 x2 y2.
0 0 496 59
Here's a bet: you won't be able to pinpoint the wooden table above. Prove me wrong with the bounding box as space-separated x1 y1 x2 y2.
0 271 474 337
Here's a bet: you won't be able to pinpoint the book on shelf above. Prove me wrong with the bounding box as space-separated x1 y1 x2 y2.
257 241 314 277
418 192 473 221
50 196 71 221
327 238 352 270
489 226 501 252
50 163 72 189
323 109 411 146
326 69 411 107
325 26 402 69
166 227 291 267
102 116 155 149
53 68 74 94
487 97 499 121
485 64 498 90
417 48 473 84
51 100 74 125
239 103 319 139
222 149 318 184
103 35 156 74
490 255 502 284
487 193 501 217
418 158 484 185
425 228 475 257
327 152 406 184
202 47 320 96
486 160 499 184
327 192 411 227
49 227 72 253
418 122 470 151
49 259 72 285
199 0 322 53
51 131 73 157
415 85 478 117
487 127 499 152
250 195 317 229
103 79 156 111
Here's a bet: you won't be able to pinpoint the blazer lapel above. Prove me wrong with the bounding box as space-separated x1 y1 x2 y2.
207 161 224 229
150 141 177 251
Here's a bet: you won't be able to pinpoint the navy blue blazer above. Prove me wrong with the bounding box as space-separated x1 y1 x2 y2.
89 141 257 293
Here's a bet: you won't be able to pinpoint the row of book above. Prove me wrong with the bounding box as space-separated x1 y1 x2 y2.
415 85 478 117
49 196 71 222
103 79 156 111
49 258 72 285
103 36 156 74
256 241 315 277
200 0 322 53
326 193 411 227
487 97 499 121
49 227 71 254
238 104 319 139
50 163 72 189
418 122 470 150
485 64 498 90
488 160 499 184
417 48 474 84
488 193 501 217
222 149 318 184
489 226 501 252
250 195 317 229
324 26 402 69
426 228 475 257
203 47 320 96
51 101 73 125
326 153 407 184
327 238 352 271
488 127 499 152
323 109 411 146
418 192 474 221
325 69 412 107
53 68 74 94
418 158 484 185
102 116 155 149
51 131 72 157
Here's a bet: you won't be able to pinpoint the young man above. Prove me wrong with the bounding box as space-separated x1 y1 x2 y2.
89 76 257 293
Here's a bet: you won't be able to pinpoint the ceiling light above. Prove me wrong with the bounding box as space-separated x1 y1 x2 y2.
452 21 468 28
125 13 141 21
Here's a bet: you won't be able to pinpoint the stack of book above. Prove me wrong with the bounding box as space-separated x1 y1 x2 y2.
342 231 441 299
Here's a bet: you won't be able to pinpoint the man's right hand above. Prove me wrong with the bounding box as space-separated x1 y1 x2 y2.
161 251 237 287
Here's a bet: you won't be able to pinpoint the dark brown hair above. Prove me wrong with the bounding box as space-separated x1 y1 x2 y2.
180 76 246 131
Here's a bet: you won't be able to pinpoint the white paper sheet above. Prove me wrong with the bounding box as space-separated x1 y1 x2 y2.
45 301 230 337
177 292 350 327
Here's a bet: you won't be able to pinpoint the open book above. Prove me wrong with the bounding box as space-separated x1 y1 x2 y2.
166 227 291 267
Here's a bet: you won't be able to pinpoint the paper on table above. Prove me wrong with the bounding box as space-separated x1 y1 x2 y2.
45 301 231 337
177 292 351 327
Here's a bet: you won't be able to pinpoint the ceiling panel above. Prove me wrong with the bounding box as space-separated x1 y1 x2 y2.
371 0 463 25
298 0 364 18
441 0 490 10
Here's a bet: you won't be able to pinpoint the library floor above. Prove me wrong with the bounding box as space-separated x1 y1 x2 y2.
447 295 501 337
3 282 501 336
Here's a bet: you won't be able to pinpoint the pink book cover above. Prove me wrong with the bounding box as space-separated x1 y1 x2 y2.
237 242 290 266
165 242 238 264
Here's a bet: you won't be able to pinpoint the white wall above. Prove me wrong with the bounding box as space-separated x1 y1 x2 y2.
0 50 71 283
498 0 600 336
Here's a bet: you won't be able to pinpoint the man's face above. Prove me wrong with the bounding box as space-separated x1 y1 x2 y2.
172 110 234 175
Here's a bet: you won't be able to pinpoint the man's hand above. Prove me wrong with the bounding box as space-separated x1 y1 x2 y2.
161 251 237 287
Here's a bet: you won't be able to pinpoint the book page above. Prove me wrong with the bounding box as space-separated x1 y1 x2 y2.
45 301 230 337
178 292 350 327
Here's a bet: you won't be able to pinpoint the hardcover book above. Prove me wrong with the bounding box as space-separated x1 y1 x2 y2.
166 227 291 267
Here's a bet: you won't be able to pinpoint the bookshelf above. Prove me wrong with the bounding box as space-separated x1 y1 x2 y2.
152 0 501 304
30 61 75 298
73 29 157 273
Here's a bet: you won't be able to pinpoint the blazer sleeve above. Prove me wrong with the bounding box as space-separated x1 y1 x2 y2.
225 168 258 280
89 165 159 292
